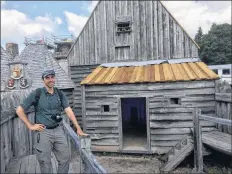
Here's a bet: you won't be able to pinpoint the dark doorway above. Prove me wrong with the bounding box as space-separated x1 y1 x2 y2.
121 98 147 151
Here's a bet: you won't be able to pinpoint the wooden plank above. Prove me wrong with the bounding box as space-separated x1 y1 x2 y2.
189 62 207 79
6 158 22 173
170 63 183 81
162 64 174 81
91 139 119 146
202 131 231 155
86 121 118 128
87 128 119 134
162 139 194 172
193 109 203 172
146 97 151 152
151 146 172 154
19 156 27 174
91 134 119 140
196 62 219 79
199 114 232 126
94 68 110 84
227 103 231 134
151 140 179 146
151 134 187 141
215 93 232 103
118 97 123 150
150 120 215 128
81 86 86 132
80 66 102 84
154 64 161 82
85 80 215 91
181 63 197 80
150 115 193 121
222 102 228 133
157 1 163 59
27 155 37 173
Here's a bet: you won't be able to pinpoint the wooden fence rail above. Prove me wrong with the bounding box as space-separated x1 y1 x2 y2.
62 120 107 174
193 108 232 173
215 80 232 134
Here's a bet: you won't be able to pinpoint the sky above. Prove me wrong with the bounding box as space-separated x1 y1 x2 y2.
1 1 231 53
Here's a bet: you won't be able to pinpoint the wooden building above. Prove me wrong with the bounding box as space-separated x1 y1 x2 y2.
80 59 219 154
1 47 12 92
67 0 199 66
1 44 75 108
66 0 201 125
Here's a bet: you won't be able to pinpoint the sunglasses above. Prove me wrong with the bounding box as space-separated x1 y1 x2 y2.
44 75 55 80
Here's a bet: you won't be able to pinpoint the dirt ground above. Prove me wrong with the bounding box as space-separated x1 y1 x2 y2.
70 143 232 174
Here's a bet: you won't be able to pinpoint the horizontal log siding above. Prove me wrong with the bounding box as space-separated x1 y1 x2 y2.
70 65 99 127
84 80 216 153
68 1 199 66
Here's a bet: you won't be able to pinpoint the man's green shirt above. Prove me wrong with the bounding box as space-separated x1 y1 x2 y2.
20 87 69 126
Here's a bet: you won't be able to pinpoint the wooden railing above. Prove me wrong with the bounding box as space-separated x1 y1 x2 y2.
193 108 232 173
63 121 107 174
215 80 232 134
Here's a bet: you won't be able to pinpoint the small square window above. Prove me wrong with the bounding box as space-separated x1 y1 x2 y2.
222 69 230 75
101 105 110 112
170 98 181 105
212 69 218 74
116 22 131 33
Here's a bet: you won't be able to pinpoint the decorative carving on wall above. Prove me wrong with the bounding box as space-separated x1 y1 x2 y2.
20 78 29 89
7 62 30 90
6 78 16 89
11 64 23 79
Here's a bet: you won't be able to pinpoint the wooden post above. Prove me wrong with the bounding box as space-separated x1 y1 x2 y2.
81 85 86 132
79 136 91 174
193 108 203 173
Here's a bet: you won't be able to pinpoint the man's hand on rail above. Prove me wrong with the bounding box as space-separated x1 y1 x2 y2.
77 129 89 136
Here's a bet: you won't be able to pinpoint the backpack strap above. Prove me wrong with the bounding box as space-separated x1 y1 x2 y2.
33 88 41 123
55 87 63 108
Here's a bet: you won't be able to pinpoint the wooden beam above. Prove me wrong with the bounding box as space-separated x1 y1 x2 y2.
81 86 86 131
199 114 232 126
215 93 232 103
193 108 203 173
146 97 151 152
118 97 123 150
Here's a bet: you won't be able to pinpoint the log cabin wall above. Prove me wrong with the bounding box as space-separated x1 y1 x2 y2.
67 0 199 66
82 80 216 154
1 91 34 173
70 65 99 127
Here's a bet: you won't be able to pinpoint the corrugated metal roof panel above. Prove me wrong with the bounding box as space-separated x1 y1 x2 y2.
80 61 219 85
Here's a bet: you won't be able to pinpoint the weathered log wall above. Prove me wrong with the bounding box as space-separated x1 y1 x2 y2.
1 90 34 173
215 80 232 134
68 1 199 66
83 80 216 154
70 65 99 127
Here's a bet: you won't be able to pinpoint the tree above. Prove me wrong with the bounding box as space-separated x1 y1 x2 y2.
197 23 231 65
194 27 203 45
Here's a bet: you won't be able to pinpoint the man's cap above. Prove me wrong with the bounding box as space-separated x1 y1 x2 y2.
42 69 55 78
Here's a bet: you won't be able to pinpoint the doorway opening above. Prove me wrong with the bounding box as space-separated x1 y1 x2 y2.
121 97 147 151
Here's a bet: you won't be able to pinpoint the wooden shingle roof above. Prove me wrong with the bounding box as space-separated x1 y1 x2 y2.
1 47 12 91
16 44 75 89
81 60 219 85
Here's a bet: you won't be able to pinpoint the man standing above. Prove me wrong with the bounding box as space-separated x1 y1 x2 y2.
16 69 88 173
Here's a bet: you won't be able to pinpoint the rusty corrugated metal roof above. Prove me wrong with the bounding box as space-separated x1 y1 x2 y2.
80 62 219 85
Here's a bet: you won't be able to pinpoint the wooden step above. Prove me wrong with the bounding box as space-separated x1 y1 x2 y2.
161 136 194 172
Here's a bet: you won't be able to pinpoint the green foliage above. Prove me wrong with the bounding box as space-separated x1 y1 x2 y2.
194 23 232 65
194 27 203 44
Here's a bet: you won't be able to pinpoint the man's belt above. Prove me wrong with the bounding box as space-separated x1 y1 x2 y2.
46 124 60 129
